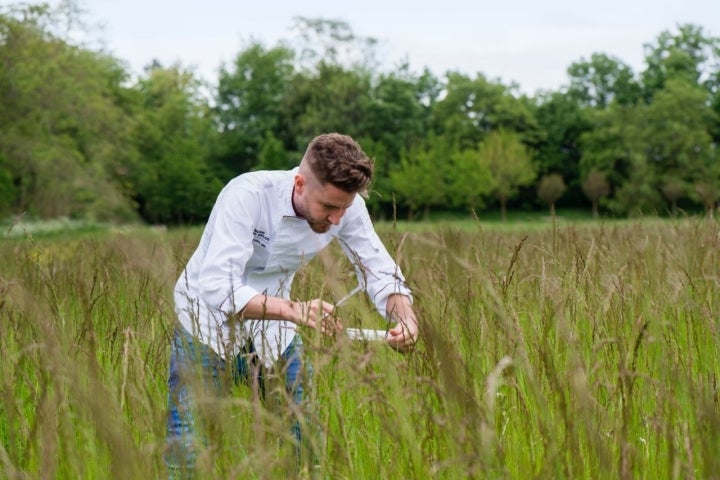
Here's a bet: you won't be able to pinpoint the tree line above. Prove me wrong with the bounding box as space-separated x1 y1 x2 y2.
1 2 719 224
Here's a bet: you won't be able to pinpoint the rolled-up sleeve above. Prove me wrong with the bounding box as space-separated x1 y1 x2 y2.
337 198 412 318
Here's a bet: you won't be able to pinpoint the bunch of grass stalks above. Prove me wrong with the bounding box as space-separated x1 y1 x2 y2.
1 217 718 478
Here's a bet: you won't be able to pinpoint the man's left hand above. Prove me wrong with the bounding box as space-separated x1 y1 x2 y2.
385 294 419 353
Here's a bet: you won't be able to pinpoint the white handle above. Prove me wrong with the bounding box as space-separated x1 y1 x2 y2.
345 328 387 341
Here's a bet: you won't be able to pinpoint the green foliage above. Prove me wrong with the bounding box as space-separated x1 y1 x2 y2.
641 24 720 100
642 78 715 173
533 92 592 204
214 42 297 176
294 63 373 141
447 148 495 211
580 76 718 216
0 5 138 222
130 65 222 224
567 53 642 108
581 169 610 218
363 68 432 162
478 130 537 220
0 156 17 215
608 154 664 216
579 106 639 201
390 137 453 219
0 2 719 223
254 131 292 171
537 173 567 214
430 72 540 149
356 136 391 214
690 144 720 216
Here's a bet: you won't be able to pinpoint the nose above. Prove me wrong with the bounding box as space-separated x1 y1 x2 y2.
328 209 346 225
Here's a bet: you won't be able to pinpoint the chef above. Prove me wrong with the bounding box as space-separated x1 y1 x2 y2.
166 132 419 476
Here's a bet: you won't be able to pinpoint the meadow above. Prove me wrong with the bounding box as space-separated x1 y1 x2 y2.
0 216 718 479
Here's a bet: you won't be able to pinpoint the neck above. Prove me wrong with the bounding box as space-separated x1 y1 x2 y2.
291 185 303 217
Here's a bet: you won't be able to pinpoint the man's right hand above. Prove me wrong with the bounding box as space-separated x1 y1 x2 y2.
290 299 342 334
240 294 342 335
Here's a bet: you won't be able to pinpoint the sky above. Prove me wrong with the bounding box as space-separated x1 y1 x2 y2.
12 0 720 95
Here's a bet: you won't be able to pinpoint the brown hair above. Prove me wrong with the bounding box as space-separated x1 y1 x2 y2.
301 133 374 193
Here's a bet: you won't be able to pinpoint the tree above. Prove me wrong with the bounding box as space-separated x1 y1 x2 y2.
0 4 139 221
646 78 715 157
566 53 641 108
693 181 719 218
533 92 592 205
290 62 372 145
537 174 566 217
447 148 495 213
641 24 719 101
609 153 664 216
389 137 451 220
283 16 382 157
430 72 541 150
361 66 436 214
710 71 720 144
290 16 381 73
0 154 17 216
660 176 686 216
364 66 432 164
578 76 717 217
130 64 221 223
254 131 291 171
214 42 296 177
578 104 650 215
478 130 536 221
690 146 720 218
581 169 610 218
356 136 391 216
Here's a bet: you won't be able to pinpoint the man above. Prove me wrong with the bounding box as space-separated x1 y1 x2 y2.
166 133 419 475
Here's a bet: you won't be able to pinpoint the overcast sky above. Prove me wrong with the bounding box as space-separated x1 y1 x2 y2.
11 0 720 95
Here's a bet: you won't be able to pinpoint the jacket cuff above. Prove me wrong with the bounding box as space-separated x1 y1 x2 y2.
223 285 262 314
374 284 413 319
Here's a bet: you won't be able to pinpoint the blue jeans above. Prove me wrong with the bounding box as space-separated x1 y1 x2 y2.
165 325 308 478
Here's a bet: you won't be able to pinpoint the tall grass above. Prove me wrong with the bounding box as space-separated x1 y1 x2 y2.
1 218 718 479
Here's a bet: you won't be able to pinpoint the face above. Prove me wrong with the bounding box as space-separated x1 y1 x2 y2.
293 172 356 233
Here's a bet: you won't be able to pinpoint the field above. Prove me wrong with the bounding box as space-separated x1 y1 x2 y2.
1 216 719 479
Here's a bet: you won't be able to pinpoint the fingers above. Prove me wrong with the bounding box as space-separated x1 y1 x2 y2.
296 299 342 335
384 295 419 352
386 319 419 353
319 313 343 335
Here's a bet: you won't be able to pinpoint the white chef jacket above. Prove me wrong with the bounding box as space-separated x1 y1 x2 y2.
174 167 412 367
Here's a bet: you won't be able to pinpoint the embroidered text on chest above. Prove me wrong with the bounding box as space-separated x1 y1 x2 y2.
252 229 271 248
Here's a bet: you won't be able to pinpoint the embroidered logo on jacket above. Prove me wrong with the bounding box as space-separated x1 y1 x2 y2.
252 229 270 248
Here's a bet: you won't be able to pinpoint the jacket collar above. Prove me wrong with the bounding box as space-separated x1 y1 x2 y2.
280 167 300 217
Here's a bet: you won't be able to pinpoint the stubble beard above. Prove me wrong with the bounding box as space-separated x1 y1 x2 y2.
293 184 332 233
307 219 331 233
295 198 331 233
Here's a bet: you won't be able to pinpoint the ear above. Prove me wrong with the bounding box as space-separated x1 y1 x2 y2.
294 174 306 195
